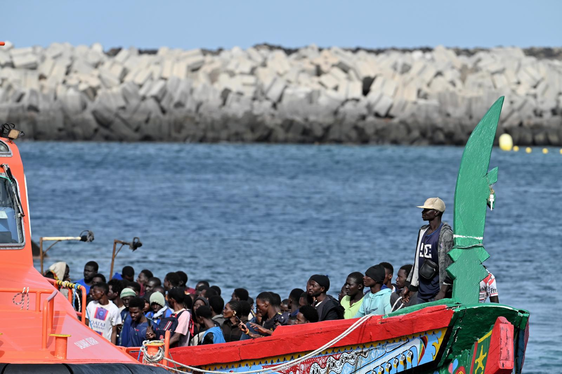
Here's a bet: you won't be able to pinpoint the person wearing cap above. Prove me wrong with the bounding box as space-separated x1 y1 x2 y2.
355 265 392 317
307 274 344 321
118 287 137 346
402 197 454 304
146 291 173 327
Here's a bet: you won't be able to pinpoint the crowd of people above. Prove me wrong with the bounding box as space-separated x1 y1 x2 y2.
43 197 499 348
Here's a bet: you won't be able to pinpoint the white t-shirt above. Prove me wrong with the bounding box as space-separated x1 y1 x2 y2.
86 300 122 341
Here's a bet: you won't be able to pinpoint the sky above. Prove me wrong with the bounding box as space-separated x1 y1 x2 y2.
3 1 561 51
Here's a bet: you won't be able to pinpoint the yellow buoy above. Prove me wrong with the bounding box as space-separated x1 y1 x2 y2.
499 133 513 151
543 148 549 154
513 146 519 152
525 147 532 153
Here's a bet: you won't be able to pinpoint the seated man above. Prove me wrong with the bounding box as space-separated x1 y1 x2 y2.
295 305 319 324
355 265 392 317
390 264 416 310
245 292 289 338
479 267 499 303
195 306 226 345
307 275 344 321
340 272 365 319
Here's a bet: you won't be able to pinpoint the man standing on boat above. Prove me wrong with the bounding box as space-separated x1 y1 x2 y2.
403 198 454 304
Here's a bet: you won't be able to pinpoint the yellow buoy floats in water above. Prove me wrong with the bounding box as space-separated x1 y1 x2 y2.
543 148 549 154
499 133 513 151
513 146 519 152
525 147 532 153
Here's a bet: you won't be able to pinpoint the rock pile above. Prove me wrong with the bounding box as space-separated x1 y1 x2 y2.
0 42 561 145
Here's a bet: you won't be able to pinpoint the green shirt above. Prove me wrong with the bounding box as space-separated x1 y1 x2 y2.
340 295 364 319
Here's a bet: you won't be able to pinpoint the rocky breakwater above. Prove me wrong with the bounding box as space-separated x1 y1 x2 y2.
0 42 561 145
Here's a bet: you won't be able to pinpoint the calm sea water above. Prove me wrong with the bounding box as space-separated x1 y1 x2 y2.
20 142 560 373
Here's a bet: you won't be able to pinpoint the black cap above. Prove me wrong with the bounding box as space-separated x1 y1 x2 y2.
365 265 386 284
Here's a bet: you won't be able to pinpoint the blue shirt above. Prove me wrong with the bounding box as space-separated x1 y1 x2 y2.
125 320 149 347
355 288 392 317
418 224 442 300
202 326 226 344
76 279 91 294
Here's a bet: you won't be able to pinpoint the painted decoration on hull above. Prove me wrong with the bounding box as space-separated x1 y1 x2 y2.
202 329 447 374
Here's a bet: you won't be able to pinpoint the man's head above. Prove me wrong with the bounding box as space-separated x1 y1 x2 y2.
167 287 186 309
83 261 99 282
150 291 167 313
288 288 304 310
127 282 141 295
379 262 394 288
196 280 210 291
417 197 445 221
92 273 106 285
128 297 145 323
344 272 364 297
209 295 224 316
210 285 221 296
255 292 274 316
145 277 162 294
307 275 330 297
176 271 188 287
164 272 181 291
231 288 249 302
108 279 124 301
91 282 109 302
364 265 386 288
296 305 319 324
137 269 153 285
122 266 135 282
120 288 136 308
396 264 413 289
299 292 312 307
195 305 213 324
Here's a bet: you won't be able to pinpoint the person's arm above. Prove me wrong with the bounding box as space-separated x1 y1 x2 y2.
169 332 183 347
85 318 90 327
354 300 366 318
249 323 273 336
111 326 117 345
434 284 450 300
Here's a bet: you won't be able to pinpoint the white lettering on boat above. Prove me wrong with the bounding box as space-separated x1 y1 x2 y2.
74 337 99 349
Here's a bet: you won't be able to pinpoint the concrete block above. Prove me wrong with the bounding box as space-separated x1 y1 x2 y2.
246 47 264 64
185 55 205 71
147 79 167 102
172 79 193 108
60 88 87 116
120 81 141 106
319 74 339 90
0 50 12 68
265 76 287 102
110 62 127 81
133 68 153 86
114 48 131 64
78 82 96 101
90 43 104 54
72 59 95 76
84 49 104 67
139 79 154 98
161 59 174 80
24 89 40 112
99 68 120 88
373 95 393 117
11 53 38 69
172 61 187 79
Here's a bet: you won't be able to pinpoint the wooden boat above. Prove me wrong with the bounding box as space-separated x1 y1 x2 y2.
0 96 529 374
138 97 530 374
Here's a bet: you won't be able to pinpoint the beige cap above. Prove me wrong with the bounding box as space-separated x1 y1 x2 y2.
417 197 446 212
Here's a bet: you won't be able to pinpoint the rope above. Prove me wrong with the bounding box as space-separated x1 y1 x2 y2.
12 287 29 310
154 312 379 374
391 296 405 312
140 340 166 364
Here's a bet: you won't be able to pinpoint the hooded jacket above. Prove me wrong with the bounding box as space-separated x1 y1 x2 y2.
407 222 454 292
